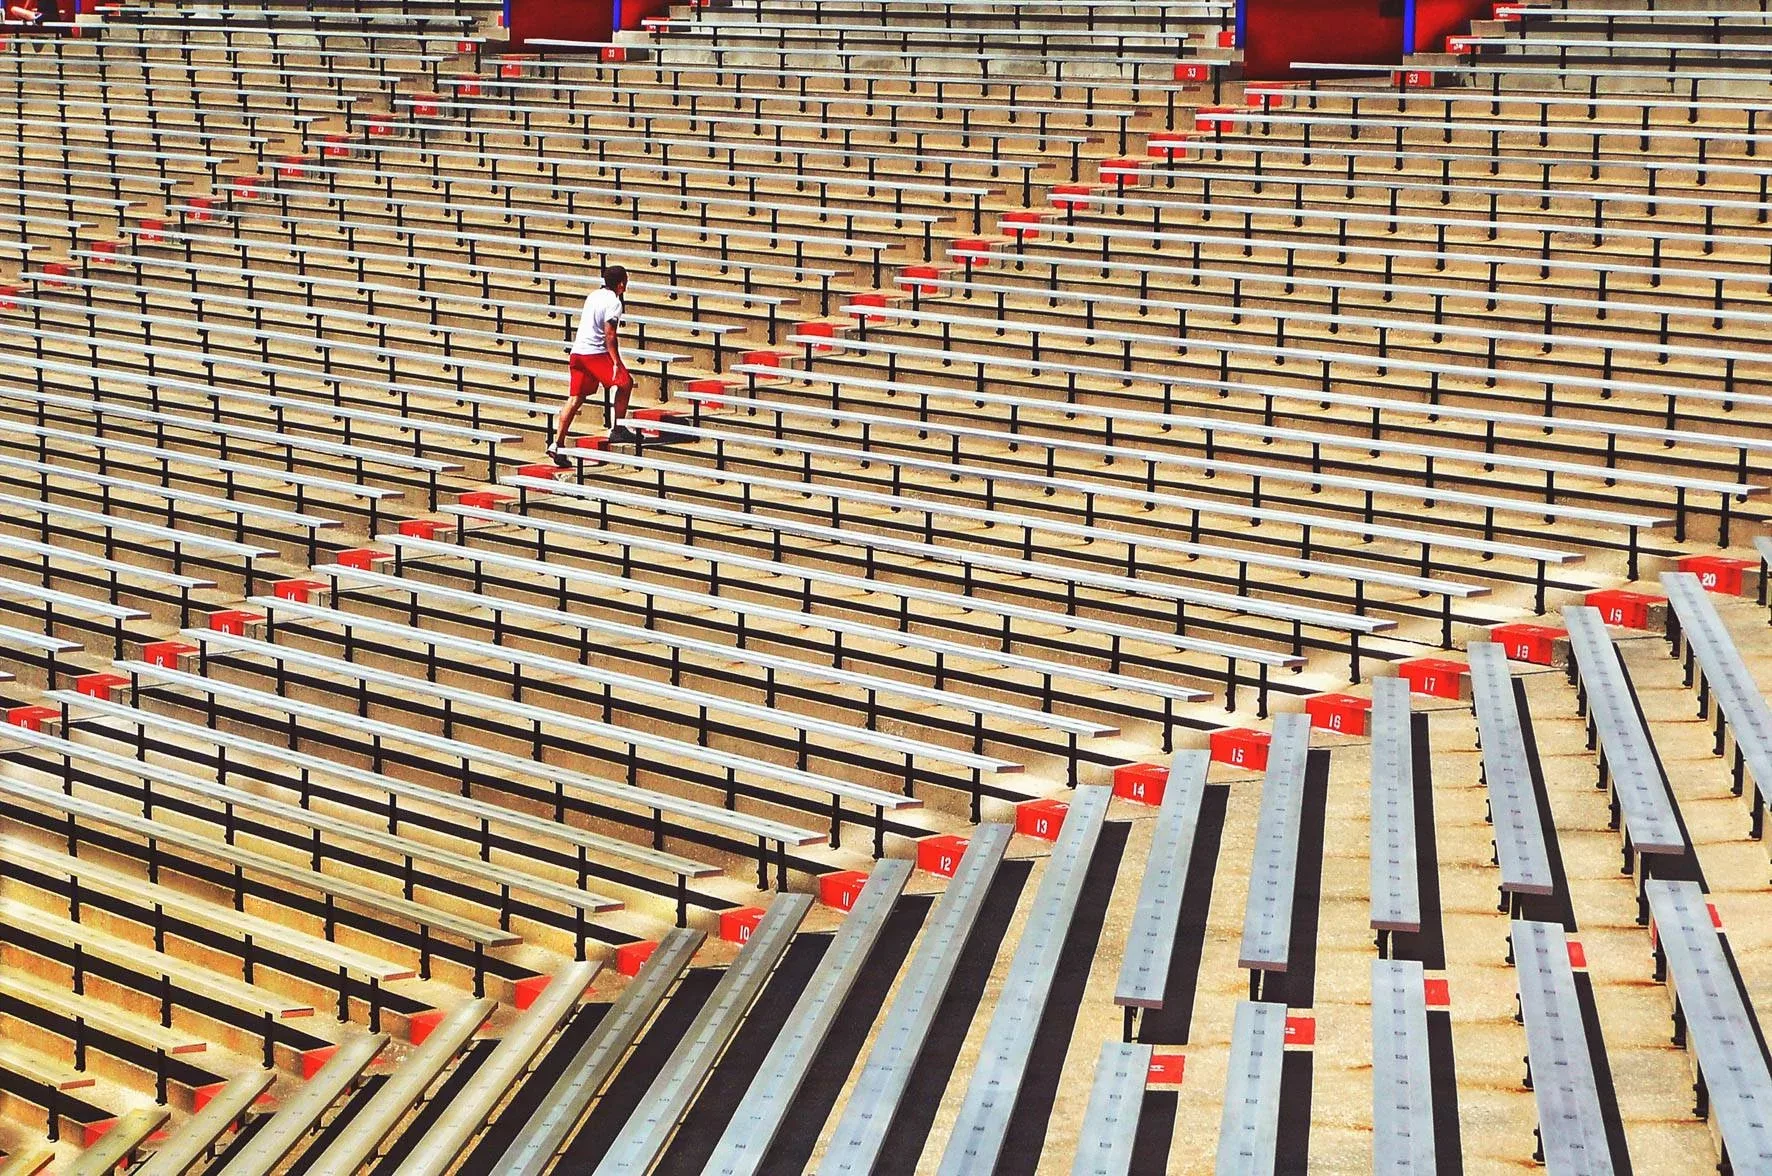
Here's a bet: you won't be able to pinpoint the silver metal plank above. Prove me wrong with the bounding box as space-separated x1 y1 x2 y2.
817 824 1012 1176
1468 642 1556 897
395 960 601 1175
67 1108 170 1176
218 1031 392 1176
593 892 812 1175
134 1068 277 1176
704 860 914 1175
1237 713 1314 971
1512 919 1614 1176
1661 572 1772 807
1369 678 1422 934
497 929 704 1176
1645 880 1772 1170
186 627 919 815
1116 751 1209 1009
1070 1041 1151 1176
0 1148 52 1176
937 786 1112 1176
112 659 819 848
1372 959 1435 1173
1561 606 1686 855
1215 1001 1288 1176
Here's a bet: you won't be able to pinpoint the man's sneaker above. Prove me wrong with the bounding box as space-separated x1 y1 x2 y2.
607 425 639 445
545 445 572 468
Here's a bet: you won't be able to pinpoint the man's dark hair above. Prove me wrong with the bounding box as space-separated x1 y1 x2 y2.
602 265 628 290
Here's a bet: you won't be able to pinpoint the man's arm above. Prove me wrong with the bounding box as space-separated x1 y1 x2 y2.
604 313 624 372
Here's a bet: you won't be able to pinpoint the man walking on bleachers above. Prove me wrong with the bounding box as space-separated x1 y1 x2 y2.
550 265 634 465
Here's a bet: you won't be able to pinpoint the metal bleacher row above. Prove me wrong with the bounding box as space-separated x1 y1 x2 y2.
1 0 1771 1170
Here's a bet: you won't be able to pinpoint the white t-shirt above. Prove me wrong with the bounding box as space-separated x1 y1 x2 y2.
572 287 624 355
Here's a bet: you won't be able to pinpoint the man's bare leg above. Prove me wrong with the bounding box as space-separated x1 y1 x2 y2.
552 392 587 452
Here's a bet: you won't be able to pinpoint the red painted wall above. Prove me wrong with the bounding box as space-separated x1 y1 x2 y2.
1409 0 1487 50
506 0 614 49
1241 0 1405 80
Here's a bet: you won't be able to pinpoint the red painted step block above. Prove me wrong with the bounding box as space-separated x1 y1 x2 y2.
322 135 352 158
366 116 394 137
1194 106 1238 132
1174 61 1211 82
1679 554 1756 597
1097 157 1149 184
1489 622 1567 666
1049 183 1098 208
6 705 60 731
818 869 870 911
1284 1015 1316 1047
1216 27 1236 47
899 265 943 294
141 641 196 668
1209 727 1271 771
1016 797 1069 840
335 548 390 570
517 463 566 480
412 93 440 118
42 261 70 286
81 1119 118 1149
1112 761 1168 806
499 59 524 77
916 834 969 877
90 239 118 263
719 906 765 943
1396 657 1468 700
299 1045 336 1080
274 578 327 603
1584 588 1664 630
407 1008 443 1044
1147 1053 1184 1085
1423 977 1451 1008
796 320 840 352
742 349 783 368
458 490 512 510
456 74 483 97
398 519 446 539
1394 68 1438 87
0 287 18 311
187 196 214 223
949 238 996 264
1567 939 1587 970
687 377 738 395
615 940 658 976
76 673 130 700
208 610 263 635
999 210 1044 239
512 974 552 1010
601 45 628 62
1304 693 1373 736
849 292 888 323
277 155 308 179
1446 34 1475 53
1493 2 1524 19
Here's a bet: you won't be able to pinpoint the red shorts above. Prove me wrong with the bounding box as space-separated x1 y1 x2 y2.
569 352 632 399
